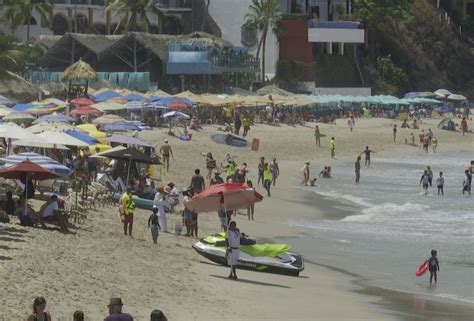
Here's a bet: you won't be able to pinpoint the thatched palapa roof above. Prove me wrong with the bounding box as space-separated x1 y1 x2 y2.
61 59 97 82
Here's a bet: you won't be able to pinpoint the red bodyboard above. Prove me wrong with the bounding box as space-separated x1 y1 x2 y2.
416 261 429 277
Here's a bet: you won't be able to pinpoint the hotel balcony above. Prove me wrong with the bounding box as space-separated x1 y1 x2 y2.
47 0 192 11
308 20 365 43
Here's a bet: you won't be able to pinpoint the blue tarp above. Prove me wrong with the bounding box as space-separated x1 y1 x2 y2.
123 94 144 101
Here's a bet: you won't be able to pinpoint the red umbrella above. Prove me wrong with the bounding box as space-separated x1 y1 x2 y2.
167 101 190 110
70 97 95 106
185 183 263 213
0 160 59 214
69 105 103 116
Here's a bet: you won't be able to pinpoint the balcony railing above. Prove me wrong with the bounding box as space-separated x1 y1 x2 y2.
156 0 192 10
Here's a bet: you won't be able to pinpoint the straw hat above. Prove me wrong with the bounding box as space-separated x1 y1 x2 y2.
163 186 171 194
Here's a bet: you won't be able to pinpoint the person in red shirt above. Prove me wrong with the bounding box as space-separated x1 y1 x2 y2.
461 117 468 136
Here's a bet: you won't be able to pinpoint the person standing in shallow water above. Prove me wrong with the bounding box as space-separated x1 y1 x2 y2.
355 156 361 184
361 146 375 167
393 125 397 142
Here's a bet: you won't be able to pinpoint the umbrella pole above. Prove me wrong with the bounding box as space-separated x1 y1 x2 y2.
126 157 132 186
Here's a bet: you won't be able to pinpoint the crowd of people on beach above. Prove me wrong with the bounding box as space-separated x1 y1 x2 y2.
25 296 167 321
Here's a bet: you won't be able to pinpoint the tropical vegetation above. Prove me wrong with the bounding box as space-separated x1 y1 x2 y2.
244 0 283 84
1 0 53 40
0 35 27 80
105 0 165 34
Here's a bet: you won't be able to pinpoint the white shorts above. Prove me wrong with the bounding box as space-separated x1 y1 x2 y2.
227 248 240 266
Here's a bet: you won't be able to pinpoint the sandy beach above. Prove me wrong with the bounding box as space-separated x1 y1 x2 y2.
1 117 473 320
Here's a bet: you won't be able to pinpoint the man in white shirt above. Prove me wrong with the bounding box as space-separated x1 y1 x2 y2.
39 195 69 232
153 187 170 232
226 221 241 280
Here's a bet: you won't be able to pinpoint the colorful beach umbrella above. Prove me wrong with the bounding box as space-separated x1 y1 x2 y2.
66 129 98 145
69 105 103 116
36 131 89 147
123 94 145 101
92 114 126 125
94 90 122 102
27 122 77 134
70 97 95 106
185 183 263 213
3 112 35 123
102 122 140 132
104 135 152 147
33 113 74 124
91 101 127 113
1 152 72 177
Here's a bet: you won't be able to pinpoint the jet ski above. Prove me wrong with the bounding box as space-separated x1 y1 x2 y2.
192 233 304 276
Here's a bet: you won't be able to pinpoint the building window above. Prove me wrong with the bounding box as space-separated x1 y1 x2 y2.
24 17 37 26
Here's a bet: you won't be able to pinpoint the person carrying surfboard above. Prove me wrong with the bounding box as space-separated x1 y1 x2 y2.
428 250 440 285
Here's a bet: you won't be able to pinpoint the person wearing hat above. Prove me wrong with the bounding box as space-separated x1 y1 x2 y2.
301 161 310 186
159 139 173 172
120 187 136 237
153 186 170 233
210 170 224 186
104 298 133 321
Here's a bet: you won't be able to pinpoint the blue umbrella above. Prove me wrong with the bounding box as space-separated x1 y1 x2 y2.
13 103 39 112
1 152 72 177
157 97 193 107
66 129 98 145
434 106 453 113
32 113 74 124
102 122 140 132
123 94 145 101
94 90 122 102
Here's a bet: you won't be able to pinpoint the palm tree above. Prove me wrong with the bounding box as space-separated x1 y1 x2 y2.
245 0 283 83
105 0 165 34
2 0 52 41
0 35 25 80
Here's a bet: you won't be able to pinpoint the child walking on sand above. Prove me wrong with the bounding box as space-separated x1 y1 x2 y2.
428 250 440 285
148 208 161 244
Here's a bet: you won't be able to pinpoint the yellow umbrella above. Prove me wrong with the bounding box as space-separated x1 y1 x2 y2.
75 124 108 139
35 98 67 107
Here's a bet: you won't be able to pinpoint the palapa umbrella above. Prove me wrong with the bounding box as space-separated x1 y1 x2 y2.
69 105 103 116
0 160 59 214
185 183 263 213
3 112 35 123
70 97 95 106
92 114 126 125
1 152 72 177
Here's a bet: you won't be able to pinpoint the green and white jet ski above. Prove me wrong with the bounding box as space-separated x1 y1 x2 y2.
192 233 304 276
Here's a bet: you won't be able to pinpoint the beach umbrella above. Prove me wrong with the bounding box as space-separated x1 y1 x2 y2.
93 90 122 102
12 139 69 150
123 94 145 101
434 106 453 113
36 98 67 107
104 135 152 147
0 95 14 106
126 101 150 109
185 183 263 213
3 112 35 123
0 106 14 117
0 122 37 140
70 97 95 106
91 146 158 183
1 152 72 177
75 124 108 139
66 129 98 145
102 121 140 132
36 131 89 147
447 94 467 101
32 113 74 124
147 89 172 98
162 111 191 119
93 115 126 125
91 101 126 113
28 122 77 134
12 103 39 112
157 98 193 108
69 105 103 116
26 106 65 116
0 160 59 214
434 89 452 98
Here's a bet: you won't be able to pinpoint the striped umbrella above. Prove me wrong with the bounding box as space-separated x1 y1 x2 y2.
1 152 72 178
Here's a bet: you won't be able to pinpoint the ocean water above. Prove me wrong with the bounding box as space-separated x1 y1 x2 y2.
286 152 474 304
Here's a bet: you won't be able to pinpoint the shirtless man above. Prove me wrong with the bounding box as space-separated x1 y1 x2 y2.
361 146 375 167
159 139 173 171
355 156 361 184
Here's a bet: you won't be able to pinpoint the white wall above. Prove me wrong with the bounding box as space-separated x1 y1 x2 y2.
208 0 279 78
308 28 364 43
